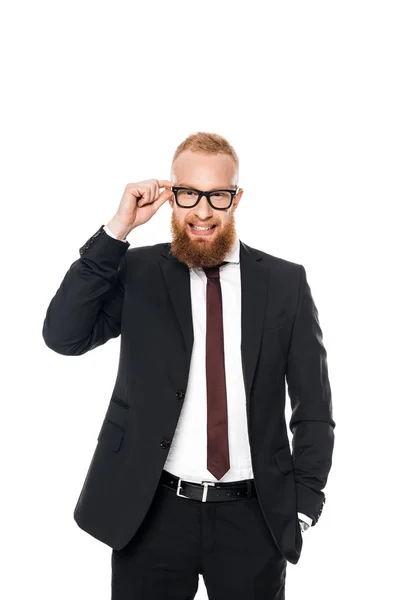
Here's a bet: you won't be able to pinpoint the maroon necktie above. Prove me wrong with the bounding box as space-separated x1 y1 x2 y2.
203 262 230 480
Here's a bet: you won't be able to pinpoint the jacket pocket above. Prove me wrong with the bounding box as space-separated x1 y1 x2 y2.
111 395 129 410
273 446 294 473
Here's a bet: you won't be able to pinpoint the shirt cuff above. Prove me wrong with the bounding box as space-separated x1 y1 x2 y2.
103 224 128 242
297 512 313 526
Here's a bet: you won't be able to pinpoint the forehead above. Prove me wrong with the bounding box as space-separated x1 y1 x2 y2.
172 151 237 187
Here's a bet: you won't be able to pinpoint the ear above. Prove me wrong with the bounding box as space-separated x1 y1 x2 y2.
233 188 243 209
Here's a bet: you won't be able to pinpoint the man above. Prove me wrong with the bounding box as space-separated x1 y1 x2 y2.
42 131 335 599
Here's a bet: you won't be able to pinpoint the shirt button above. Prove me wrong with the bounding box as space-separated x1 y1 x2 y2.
160 438 171 449
176 390 185 400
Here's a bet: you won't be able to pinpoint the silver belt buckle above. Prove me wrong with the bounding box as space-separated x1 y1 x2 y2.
176 478 188 499
200 481 215 502
176 478 215 502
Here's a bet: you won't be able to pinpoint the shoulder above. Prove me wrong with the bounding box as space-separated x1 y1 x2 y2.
241 242 306 313
123 242 171 277
240 241 306 302
241 240 303 275
125 241 169 261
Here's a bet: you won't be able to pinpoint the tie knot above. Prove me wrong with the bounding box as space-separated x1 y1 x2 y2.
203 262 227 279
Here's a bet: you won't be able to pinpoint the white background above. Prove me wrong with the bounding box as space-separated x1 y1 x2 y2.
1 1 399 598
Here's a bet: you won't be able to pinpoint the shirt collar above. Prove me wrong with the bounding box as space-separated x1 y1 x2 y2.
223 234 240 264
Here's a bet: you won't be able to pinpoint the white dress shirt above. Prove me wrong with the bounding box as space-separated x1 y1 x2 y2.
103 224 312 528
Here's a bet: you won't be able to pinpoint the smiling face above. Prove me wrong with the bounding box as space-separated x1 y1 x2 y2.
168 150 243 268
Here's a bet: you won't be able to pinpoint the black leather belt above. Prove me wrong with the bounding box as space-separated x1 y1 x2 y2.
160 469 257 503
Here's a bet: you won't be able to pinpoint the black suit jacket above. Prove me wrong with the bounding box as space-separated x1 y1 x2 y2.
42 225 335 565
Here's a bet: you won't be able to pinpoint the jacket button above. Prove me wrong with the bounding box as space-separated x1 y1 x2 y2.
160 438 170 449
176 390 185 399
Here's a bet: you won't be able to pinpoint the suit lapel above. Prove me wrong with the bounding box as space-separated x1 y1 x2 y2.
159 251 194 362
159 241 270 410
239 242 270 406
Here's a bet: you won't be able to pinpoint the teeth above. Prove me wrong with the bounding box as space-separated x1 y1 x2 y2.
192 225 212 230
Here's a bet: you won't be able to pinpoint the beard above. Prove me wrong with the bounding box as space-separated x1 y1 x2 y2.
169 210 237 269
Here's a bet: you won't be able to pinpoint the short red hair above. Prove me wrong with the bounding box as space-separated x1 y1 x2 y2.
172 131 239 172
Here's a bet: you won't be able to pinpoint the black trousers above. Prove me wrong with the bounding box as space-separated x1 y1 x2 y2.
111 474 287 599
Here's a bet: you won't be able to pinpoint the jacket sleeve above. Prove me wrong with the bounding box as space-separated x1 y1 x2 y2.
285 264 335 526
42 225 130 356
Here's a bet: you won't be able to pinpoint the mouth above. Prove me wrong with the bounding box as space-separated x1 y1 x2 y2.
188 223 217 237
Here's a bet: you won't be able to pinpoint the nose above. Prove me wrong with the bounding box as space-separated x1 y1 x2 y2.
193 193 213 220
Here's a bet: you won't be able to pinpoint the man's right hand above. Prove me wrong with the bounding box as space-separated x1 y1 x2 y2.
106 179 175 240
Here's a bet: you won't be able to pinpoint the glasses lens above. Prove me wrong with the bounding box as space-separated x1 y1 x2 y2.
176 189 199 207
209 191 232 209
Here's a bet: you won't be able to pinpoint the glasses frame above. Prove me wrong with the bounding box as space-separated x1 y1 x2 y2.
171 186 239 210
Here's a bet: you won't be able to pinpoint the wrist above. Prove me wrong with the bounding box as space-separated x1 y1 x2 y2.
299 519 310 532
105 218 132 241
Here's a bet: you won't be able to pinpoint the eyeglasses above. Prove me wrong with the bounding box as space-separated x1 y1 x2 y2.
171 186 239 210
